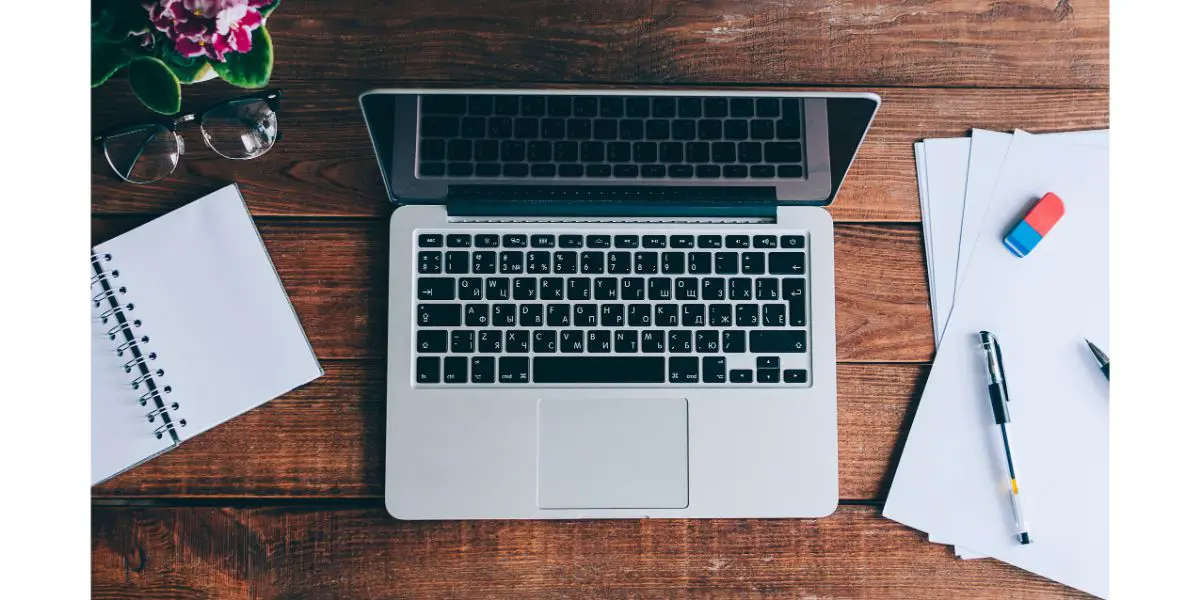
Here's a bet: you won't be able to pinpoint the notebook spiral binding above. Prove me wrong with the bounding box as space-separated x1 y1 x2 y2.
91 251 187 444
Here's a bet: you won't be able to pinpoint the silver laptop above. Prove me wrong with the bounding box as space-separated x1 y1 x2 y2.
360 89 879 519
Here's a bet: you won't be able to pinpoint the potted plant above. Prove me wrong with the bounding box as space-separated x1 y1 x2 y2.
92 1 282 114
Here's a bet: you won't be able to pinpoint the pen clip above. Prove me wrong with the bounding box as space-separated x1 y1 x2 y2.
980 331 1012 422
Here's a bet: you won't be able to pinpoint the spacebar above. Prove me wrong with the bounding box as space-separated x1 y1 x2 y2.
533 357 665 383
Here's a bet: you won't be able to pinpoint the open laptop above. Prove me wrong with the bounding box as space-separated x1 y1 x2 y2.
360 89 879 519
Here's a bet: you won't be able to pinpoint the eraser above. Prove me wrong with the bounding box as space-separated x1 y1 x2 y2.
1004 192 1064 257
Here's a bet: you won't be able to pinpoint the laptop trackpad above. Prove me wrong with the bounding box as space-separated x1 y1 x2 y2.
537 397 688 509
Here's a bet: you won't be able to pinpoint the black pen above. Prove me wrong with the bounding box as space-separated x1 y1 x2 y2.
1085 339 1109 381
979 331 1032 545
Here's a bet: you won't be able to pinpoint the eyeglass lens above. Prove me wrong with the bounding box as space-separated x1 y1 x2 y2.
201 98 278 160
102 125 183 184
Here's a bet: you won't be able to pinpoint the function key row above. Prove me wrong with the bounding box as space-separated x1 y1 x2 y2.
422 95 801 120
418 233 806 249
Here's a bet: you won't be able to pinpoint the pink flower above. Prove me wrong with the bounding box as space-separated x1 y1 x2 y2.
143 0 275 63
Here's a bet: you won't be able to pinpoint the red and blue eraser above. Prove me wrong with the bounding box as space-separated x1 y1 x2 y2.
1004 192 1064 257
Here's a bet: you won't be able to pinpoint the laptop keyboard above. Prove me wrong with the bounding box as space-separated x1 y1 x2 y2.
416 94 806 181
412 231 811 386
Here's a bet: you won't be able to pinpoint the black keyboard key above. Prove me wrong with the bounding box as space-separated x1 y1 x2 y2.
464 303 489 326
567 279 591 301
641 165 666 178
416 356 440 384
462 117 487 138
540 277 564 300
660 142 684 163
784 369 808 384
471 356 495 383
487 276 512 298
750 119 774 140
750 330 807 353
581 141 605 162
712 142 736 163
587 330 611 353
528 141 552 162
478 330 504 353
526 251 551 274
547 303 571 326
521 96 546 116
502 234 527 248
668 357 700 383
514 117 539 138
724 119 749 141
494 304 517 327
757 369 780 383
634 252 658 275
600 303 624 326
687 252 711 274
580 251 605 274
424 95 467 115
696 331 721 354
416 330 448 353
513 277 538 300
722 330 745 353
533 357 664 383
768 252 806 274
723 165 748 178
668 330 693 353
662 251 685 274
738 142 763 163
698 120 723 140
681 303 704 326
741 252 765 274
573 304 598 326
443 357 468 383
615 235 639 248
703 97 728 117
672 120 697 141
702 356 726 383
499 357 531 383
633 142 658 163
520 304 544 326
467 95 492 116
531 235 555 248
574 96 598 117
560 330 584 353
488 117 513 138
729 277 752 300
447 163 473 177
607 141 632 162
762 303 787 326
757 356 780 369
600 96 625 118
418 233 443 248
715 251 739 273
751 165 776 178
614 330 638 353
530 163 556 177
730 369 753 383
679 97 702 117
670 235 694 248
586 235 611 249
417 304 460 327
419 163 446 176
614 164 639 178
451 330 476 353
474 163 501 177
730 98 754 117
541 118 566 139
646 119 671 140
626 97 650 117
736 304 759 326
781 235 805 249
686 142 710 163
651 97 676 118
755 98 780 118
505 330 530 352
446 250 470 273
755 277 779 300
558 235 583 248
417 277 456 300
547 96 572 117
641 330 665 352
622 277 646 300
607 251 632 274
494 96 520 116
697 165 721 178
642 235 667 248
420 139 446 161
472 250 497 273
533 330 556 353
654 304 678 326
594 119 618 140
753 235 777 248
701 277 726 300
778 165 805 178
725 235 750 249
619 120 644 140
764 142 804 163
567 119 592 140
783 278 805 302
500 140 525 162
586 164 612 177
421 116 459 137
668 165 694 178
676 279 700 301
698 235 722 249
777 117 802 140
558 164 584 177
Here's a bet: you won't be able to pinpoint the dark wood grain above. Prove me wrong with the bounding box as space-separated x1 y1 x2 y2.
250 0 1108 89
92 504 1089 599
92 218 934 362
91 82 1109 221
92 362 924 501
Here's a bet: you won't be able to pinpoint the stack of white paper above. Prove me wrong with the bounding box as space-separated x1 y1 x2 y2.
887 130 1109 597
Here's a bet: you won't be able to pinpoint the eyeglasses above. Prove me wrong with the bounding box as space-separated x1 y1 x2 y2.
94 90 282 184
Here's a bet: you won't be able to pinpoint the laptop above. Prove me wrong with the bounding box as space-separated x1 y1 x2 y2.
360 89 880 519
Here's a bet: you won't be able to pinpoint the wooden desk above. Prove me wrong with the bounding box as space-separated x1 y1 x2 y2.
91 1 1107 597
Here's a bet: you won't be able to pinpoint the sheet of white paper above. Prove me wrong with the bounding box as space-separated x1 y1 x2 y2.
921 138 970 343
91 185 324 484
914 142 938 332
885 135 1109 597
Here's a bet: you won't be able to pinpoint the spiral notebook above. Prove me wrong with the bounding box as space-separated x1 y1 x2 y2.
91 184 323 485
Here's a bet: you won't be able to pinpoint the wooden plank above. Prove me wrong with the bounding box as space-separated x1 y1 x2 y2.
92 504 1089 599
91 83 1108 221
91 219 934 362
92 362 924 501
249 0 1108 88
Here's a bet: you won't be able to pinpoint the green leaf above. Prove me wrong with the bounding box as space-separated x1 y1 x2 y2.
212 27 274 88
92 42 131 88
128 57 181 114
260 1 283 18
163 56 211 83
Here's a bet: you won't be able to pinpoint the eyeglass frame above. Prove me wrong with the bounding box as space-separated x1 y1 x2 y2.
93 89 283 181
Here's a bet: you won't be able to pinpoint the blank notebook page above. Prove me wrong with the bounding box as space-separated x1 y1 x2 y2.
91 184 322 484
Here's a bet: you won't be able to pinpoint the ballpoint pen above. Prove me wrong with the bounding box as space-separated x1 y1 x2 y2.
979 331 1033 545
1085 338 1109 381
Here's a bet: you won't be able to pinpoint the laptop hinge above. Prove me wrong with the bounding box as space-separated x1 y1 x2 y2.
446 199 777 220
